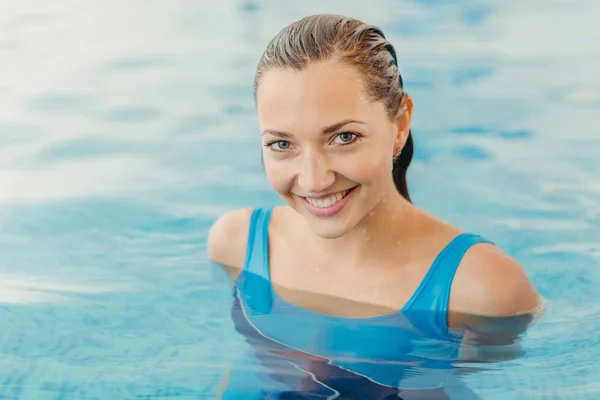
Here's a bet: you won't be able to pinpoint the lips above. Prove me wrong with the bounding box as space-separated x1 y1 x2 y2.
299 186 358 217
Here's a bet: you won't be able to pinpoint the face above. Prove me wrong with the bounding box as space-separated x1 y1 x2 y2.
256 61 411 239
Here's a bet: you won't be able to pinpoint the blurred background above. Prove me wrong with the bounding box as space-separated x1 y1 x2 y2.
1 0 599 399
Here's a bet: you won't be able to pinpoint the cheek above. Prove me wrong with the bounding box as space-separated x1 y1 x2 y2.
263 157 294 193
342 151 392 184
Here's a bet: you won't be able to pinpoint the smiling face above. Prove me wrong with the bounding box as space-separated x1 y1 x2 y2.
256 61 410 239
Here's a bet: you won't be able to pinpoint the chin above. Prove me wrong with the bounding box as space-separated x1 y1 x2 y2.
297 204 363 240
306 220 352 240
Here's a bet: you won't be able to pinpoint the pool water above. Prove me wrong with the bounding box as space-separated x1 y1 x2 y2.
1 0 599 398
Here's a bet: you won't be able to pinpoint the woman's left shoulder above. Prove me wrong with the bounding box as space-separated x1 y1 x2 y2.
449 239 542 318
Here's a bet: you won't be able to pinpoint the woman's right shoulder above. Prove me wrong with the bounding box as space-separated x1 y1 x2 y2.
207 207 255 269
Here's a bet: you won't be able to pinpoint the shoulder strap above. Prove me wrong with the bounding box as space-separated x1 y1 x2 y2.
241 207 273 281
403 233 493 333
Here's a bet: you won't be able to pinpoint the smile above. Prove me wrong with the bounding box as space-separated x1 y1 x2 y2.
299 186 358 217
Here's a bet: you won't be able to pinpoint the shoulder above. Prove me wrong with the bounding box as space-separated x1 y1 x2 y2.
449 239 542 318
206 207 254 270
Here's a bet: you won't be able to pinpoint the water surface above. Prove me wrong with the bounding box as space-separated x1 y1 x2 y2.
1 0 599 398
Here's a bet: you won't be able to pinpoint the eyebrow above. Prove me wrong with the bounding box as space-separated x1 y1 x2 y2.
261 119 366 138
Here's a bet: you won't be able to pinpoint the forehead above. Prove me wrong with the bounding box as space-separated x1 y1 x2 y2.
256 61 377 130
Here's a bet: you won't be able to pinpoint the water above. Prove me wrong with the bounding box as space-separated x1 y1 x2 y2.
1 0 599 398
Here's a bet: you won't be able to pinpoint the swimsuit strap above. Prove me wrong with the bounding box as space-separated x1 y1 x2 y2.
241 207 273 281
403 233 493 334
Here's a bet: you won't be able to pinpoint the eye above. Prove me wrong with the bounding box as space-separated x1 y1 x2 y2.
332 132 359 145
266 140 291 151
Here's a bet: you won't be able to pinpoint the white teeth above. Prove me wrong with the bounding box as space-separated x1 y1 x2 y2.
306 190 349 208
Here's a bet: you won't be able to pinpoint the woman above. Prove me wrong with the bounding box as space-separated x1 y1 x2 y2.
208 14 543 399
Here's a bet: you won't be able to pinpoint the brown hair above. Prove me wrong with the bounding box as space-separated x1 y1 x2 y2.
253 14 413 202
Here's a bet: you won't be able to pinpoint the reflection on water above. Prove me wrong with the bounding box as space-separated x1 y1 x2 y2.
1 0 599 399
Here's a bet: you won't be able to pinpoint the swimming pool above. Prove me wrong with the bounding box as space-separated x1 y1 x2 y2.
1 0 599 398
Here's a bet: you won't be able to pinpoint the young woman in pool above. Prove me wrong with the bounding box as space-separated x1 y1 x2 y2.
208 14 543 399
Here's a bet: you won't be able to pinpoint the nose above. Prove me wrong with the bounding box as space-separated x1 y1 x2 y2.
296 149 335 195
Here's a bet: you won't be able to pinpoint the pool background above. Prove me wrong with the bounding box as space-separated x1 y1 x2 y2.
1 0 599 398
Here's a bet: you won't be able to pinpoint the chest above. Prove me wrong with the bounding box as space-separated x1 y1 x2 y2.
267 241 433 319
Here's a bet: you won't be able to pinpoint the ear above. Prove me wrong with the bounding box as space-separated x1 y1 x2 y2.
393 94 413 155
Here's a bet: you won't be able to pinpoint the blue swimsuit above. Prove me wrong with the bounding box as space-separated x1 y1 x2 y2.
222 207 492 399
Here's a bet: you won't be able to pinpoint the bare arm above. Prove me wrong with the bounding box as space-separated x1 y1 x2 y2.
448 243 545 362
206 209 254 397
206 207 253 281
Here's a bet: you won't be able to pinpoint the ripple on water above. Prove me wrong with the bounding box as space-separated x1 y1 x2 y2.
102 57 173 73
101 106 162 123
28 92 93 113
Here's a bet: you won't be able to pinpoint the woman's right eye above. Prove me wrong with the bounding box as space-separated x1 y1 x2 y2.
267 140 291 151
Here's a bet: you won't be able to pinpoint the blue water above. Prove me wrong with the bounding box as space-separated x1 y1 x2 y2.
1 0 599 398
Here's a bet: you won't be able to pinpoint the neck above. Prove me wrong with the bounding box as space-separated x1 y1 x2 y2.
308 185 417 264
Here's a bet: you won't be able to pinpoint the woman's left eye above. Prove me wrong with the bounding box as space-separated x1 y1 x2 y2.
332 132 358 145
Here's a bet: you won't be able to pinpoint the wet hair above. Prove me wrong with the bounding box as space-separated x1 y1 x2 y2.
253 14 414 202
